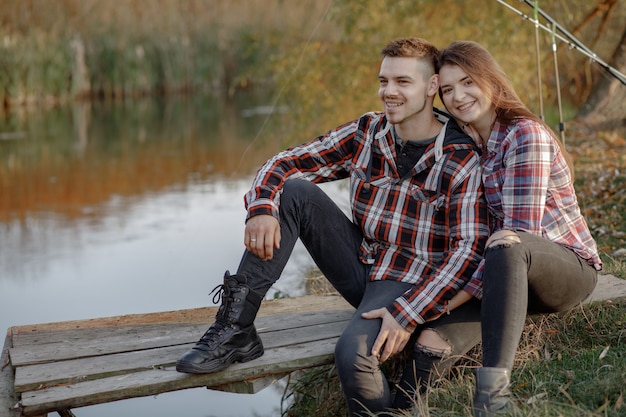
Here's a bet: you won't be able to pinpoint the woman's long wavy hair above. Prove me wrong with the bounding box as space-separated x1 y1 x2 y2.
437 40 574 175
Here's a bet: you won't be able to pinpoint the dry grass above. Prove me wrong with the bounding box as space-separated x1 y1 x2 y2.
282 297 626 417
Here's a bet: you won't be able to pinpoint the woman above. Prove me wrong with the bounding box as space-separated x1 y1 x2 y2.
437 40 602 416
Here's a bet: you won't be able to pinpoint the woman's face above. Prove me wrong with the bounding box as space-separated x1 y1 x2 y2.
438 64 494 128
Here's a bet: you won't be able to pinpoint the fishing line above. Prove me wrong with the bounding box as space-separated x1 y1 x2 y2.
550 22 566 144
496 0 626 86
532 1 545 120
232 0 335 177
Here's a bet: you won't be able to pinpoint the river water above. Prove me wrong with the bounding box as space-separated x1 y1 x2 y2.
0 94 350 416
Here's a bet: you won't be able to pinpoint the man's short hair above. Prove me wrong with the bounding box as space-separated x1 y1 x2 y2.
381 38 439 75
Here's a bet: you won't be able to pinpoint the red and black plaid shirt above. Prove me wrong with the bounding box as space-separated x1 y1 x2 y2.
245 110 488 326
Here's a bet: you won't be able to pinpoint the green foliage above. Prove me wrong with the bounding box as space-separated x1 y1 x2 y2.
0 0 333 104
0 30 72 101
262 0 625 141
514 303 625 414
1 0 623 119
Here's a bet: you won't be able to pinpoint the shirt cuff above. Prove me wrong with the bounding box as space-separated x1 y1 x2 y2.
246 201 279 221
463 275 483 299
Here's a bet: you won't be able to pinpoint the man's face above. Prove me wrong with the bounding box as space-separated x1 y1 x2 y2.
377 56 438 127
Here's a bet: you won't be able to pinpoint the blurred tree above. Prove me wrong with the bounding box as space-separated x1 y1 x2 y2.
576 27 626 131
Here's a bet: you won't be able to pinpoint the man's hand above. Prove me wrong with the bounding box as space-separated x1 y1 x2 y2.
361 307 412 363
245 215 281 260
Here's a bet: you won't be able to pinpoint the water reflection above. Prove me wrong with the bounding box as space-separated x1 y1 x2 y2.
0 94 349 417
0 95 279 221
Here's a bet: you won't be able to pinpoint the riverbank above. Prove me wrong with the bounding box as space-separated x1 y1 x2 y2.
287 275 626 417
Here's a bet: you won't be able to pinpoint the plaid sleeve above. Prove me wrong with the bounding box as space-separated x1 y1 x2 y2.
244 119 361 220
463 259 484 299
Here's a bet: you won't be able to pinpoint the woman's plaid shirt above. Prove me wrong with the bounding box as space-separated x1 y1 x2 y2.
465 118 603 299
245 111 488 327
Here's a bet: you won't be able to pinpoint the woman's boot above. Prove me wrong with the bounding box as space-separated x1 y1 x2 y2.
473 367 517 417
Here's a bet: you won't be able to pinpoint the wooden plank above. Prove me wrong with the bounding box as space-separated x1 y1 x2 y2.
1 329 19 417
19 337 339 416
11 322 185 349
11 308 352 350
14 316 351 393
9 308 353 366
10 295 352 335
12 307 352 348
586 274 626 303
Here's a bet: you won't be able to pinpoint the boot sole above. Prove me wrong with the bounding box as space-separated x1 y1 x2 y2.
175 342 264 374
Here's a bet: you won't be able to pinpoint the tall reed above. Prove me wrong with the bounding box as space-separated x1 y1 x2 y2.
0 0 330 106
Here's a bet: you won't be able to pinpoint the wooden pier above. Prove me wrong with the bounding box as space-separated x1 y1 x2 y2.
2 275 625 417
1 295 352 417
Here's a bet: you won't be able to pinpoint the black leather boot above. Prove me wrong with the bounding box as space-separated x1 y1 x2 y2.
176 271 264 374
392 344 447 410
473 367 518 417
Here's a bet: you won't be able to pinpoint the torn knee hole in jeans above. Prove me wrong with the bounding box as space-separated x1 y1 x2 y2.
485 232 521 252
415 344 451 358
415 332 452 358
415 329 452 358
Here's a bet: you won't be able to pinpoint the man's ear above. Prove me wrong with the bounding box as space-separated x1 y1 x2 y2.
427 74 439 97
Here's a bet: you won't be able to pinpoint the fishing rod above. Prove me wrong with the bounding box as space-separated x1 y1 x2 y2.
497 0 626 86
532 1 545 120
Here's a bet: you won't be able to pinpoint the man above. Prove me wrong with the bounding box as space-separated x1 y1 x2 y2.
176 37 488 415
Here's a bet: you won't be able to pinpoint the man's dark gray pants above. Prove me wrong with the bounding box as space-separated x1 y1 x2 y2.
236 179 481 415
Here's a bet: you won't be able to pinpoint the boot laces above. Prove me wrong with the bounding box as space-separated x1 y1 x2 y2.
197 321 233 347
196 281 244 347
210 281 244 320
209 282 231 305
209 280 245 304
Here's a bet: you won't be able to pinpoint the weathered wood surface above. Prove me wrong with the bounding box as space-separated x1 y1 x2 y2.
1 331 19 417
13 312 351 392
2 276 626 417
4 295 353 417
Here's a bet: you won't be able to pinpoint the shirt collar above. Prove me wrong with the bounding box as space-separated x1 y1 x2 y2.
485 119 508 154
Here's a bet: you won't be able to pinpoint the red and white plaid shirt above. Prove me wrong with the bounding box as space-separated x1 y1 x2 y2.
464 118 602 299
245 110 488 326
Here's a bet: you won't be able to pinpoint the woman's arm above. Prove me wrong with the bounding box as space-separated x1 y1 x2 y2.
447 289 473 312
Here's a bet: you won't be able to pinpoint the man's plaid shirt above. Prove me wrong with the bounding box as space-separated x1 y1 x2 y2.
245 110 488 327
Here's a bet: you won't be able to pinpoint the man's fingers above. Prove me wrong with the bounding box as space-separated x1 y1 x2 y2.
244 215 281 260
397 338 408 353
361 308 384 320
371 330 387 359
362 308 390 360
262 236 274 260
380 334 399 362
361 307 411 362
274 228 281 250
